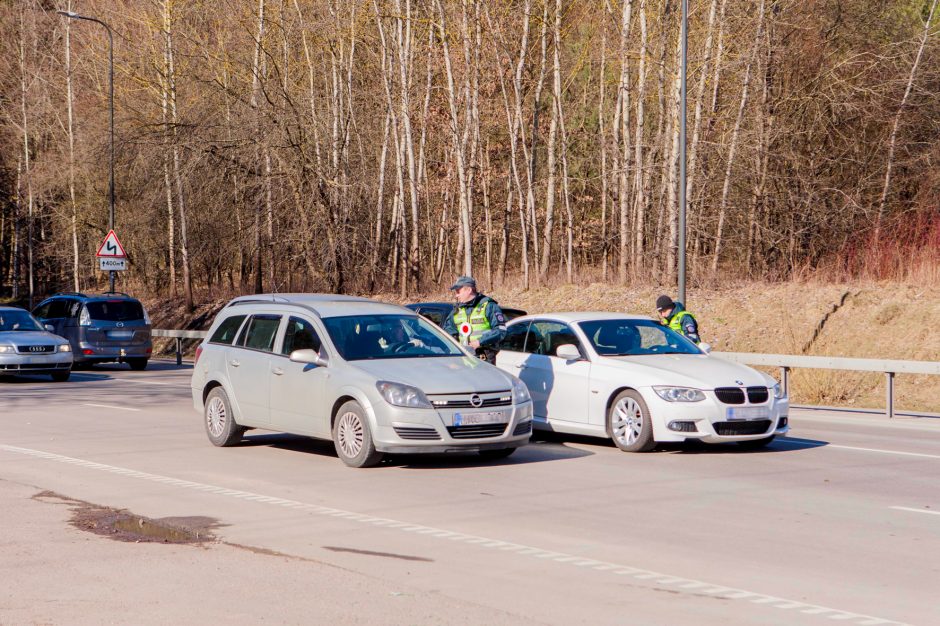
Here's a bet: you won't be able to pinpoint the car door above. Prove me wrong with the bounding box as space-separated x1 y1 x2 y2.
226 313 283 426
495 320 530 376
521 321 592 424
269 315 331 438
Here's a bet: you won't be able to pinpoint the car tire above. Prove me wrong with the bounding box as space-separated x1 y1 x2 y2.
478 447 516 460
607 390 656 452
204 387 244 447
332 401 383 468
50 370 71 382
127 358 148 371
736 435 775 450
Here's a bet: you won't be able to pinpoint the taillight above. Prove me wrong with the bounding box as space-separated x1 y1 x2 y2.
194 345 203 365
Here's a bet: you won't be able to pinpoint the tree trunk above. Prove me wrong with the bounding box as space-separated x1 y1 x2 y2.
64 1 81 293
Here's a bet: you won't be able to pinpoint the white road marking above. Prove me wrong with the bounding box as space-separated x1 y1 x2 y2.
776 439 940 460
81 403 141 412
890 506 940 517
0 444 905 626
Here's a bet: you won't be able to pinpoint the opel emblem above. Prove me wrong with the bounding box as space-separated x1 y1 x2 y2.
470 394 483 408
735 380 745 386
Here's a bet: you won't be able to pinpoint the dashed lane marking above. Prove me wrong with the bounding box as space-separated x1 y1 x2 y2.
81 403 141 412
0 444 906 625
774 439 940 460
890 506 940 517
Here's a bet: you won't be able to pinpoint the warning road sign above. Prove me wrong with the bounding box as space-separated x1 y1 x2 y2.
96 230 127 258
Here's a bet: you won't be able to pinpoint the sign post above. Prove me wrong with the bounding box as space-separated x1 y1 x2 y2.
95 230 127 289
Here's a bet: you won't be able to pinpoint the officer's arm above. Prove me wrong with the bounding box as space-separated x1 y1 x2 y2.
683 316 701 344
477 304 508 348
440 307 458 338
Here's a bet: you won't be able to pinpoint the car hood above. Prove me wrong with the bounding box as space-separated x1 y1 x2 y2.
598 353 772 389
0 330 64 346
351 356 514 394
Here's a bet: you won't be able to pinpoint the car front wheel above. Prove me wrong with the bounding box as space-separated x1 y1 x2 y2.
50 370 70 382
127 358 148 371
332 401 383 468
608 390 656 452
204 387 244 447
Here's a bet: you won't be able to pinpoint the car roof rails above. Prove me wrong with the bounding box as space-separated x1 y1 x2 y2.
226 294 292 307
99 291 132 297
53 291 87 298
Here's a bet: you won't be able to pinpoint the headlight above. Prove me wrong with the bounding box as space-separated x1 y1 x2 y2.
0 345 13 353
773 383 784 399
653 386 706 402
57 344 72 353
511 377 531 404
376 381 432 409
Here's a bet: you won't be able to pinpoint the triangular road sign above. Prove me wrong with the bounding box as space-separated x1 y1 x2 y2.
96 230 127 258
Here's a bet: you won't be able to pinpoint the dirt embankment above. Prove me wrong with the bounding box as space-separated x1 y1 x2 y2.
147 281 940 413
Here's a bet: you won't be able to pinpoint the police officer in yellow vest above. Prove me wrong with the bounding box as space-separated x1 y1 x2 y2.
442 276 507 364
656 295 701 344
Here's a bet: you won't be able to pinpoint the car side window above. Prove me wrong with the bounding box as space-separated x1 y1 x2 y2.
210 315 246 345
47 299 69 319
281 317 322 355
528 321 583 358
66 299 82 318
500 322 530 352
419 307 444 325
33 302 51 319
236 315 282 352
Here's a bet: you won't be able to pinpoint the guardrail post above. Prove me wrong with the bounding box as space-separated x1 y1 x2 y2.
885 372 895 419
176 337 183 366
780 366 790 397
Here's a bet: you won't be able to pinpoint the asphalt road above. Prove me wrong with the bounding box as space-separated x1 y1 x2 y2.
1 362 938 625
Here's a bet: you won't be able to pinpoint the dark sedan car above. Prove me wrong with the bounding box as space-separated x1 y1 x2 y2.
405 302 527 327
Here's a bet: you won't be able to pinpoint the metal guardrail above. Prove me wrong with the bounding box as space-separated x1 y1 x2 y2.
714 352 940 419
152 329 207 365
152 329 937 419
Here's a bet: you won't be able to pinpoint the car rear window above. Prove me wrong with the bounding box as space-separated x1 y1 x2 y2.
85 300 145 322
210 315 246 345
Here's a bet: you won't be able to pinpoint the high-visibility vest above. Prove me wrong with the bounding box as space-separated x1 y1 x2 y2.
452 300 492 345
668 310 696 340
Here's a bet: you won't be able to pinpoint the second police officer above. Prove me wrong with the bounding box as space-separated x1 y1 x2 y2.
442 276 507 364
655 294 702 344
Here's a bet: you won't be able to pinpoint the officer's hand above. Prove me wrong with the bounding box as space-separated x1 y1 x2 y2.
469 340 481 349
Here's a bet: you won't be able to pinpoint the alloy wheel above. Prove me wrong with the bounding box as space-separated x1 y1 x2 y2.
612 397 643 446
337 411 364 458
207 396 226 438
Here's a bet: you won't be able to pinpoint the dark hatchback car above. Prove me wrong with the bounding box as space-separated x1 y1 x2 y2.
33 292 153 370
405 302 527 327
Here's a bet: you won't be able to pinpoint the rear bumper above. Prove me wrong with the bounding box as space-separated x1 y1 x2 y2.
74 342 152 363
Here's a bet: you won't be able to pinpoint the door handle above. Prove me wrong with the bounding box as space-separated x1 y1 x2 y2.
272 367 284 376
230 359 240 367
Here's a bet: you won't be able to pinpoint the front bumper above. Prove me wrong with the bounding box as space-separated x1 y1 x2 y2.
645 391 790 443
0 352 73 374
371 400 533 454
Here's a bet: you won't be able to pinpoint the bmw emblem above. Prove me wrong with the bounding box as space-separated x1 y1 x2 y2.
470 394 483 408
735 380 745 386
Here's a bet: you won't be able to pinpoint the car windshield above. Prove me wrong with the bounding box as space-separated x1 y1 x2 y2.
0 310 44 332
86 300 145 322
322 314 463 360
579 319 702 356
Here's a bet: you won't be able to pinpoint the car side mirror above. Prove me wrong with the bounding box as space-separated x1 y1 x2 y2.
44 324 55 332
555 344 582 361
290 348 328 367
699 342 712 354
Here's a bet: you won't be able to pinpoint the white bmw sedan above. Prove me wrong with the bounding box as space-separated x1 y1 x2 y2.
495 313 789 452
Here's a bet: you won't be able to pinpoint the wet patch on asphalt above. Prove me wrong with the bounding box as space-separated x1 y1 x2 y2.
32 491 219 544
322 546 434 562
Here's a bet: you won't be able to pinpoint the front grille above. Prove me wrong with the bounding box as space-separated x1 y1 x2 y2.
16 345 54 354
393 426 441 441
446 424 507 439
512 421 533 436
747 387 769 403
431 395 512 409
714 388 746 404
713 420 772 436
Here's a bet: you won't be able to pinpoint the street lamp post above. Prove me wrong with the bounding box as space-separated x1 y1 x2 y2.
678 0 688 306
57 11 116 293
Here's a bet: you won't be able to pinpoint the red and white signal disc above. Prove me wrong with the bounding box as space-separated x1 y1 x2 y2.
460 323 472 336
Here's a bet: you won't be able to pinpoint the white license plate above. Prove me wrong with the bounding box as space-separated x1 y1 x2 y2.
726 406 770 420
109 331 134 339
453 411 509 426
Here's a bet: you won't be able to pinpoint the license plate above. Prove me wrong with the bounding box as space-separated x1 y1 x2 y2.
453 411 509 426
109 331 133 339
726 406 770 420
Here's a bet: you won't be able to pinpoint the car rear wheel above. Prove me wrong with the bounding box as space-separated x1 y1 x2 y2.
204 387 244 447
608 390 656 452
50 370 70 382
127 358 148 371
736 435 775 450
332 401 383 468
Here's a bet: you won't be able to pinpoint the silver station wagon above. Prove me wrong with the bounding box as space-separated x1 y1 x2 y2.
0 306 73 381
191 294 533 467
